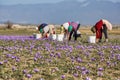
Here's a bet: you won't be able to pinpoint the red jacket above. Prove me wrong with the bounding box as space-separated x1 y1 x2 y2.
95 20 103 39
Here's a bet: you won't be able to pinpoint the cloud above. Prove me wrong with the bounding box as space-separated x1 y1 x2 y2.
77 0 120 3
97 0 120 3
0 0 120 5
81 2 90 7
106 0 120 3
77 0 88 2
0 0 65 5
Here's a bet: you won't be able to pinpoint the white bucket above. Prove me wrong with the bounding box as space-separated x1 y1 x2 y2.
88 36 96 43
33 33 41 39
52 34 57 40
57 34 64 41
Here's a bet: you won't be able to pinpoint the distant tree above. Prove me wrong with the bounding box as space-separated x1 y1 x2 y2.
6 21 13 29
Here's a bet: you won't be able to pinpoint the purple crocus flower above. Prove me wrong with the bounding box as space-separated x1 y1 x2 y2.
46 59 52 63
1 35 33 40
12 66 16 71
76 66 80 69
26 74 32 78
6 54 12 58
11 56 16 59
98 67 104 71
0 62 3 65
98 51 104 56
85 52 90 57
23 70 27 74
35 52 40 58
56 52 61 58
34 68 39 73
85 69 90 74
50 53 54 57
4 60 8 63
116 54 120 61
82 70 89 75
81 67 86 71
106 61 111 66
16 58 20 62
61 75 65 79
85 77 92 80
91 58 96 61
110 53 115 59
100 57 105 62
76 57 82 63
82 71 86 75
34 57 37 61
73 73 78 77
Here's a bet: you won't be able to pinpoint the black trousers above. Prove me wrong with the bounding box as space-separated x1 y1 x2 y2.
69 24 80 41
99 25 108 41
102 25 108 39
69 30 77 41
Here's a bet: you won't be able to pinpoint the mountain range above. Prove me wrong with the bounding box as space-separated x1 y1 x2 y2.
0 0 120 25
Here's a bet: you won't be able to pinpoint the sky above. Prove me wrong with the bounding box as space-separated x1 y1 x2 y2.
0 0 120 5
0 0 120 24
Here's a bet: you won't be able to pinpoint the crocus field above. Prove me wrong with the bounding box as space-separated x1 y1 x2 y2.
0 28 120 80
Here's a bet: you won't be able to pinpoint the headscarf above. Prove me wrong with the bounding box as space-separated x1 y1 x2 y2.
91 26 96 33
